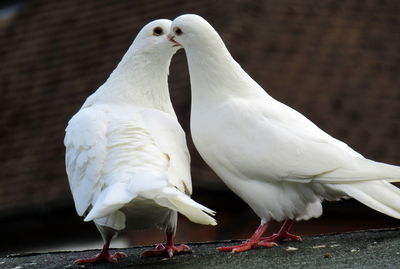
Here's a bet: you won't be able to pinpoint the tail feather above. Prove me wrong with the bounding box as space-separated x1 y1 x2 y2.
333 181 400 219
83 171 216 226
315 158 400 183
147 187 217 226
84 182 137 222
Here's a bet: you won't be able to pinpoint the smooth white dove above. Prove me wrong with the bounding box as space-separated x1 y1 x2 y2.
168 14 400 253
64 19 216 263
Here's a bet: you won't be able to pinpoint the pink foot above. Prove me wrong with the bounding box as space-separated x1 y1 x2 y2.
141 243 191 258
260 219 302 243
217 240 277 253
217 223 277 253
74 251 127 264
261 232 302 243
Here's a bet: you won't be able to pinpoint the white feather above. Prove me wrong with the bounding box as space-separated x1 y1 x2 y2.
65 19 216 238
171 14 400 224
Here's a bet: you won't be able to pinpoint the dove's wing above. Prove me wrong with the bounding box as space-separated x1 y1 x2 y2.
139 108 192 194
65 105 173 217
268 99 400 183
225 96 400 184
64 106 109 216
65 105 213 226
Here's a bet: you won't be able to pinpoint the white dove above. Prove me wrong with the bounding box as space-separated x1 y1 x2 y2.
64 19 216 263
168 14 400 253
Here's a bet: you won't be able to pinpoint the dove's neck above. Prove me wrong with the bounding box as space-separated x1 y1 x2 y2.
185 41 267 109
85 46 176 117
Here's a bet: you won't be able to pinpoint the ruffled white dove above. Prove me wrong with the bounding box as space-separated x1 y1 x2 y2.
64 19 216 263
169 14 400 253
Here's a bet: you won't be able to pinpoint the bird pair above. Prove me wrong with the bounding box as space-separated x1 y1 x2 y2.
65 14 400 264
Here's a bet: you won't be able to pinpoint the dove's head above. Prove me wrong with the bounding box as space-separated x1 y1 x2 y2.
168 14 221 50
132 19 180 56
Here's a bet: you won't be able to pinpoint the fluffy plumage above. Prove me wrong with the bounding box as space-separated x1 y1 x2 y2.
64 19 216 263
169 14 400 252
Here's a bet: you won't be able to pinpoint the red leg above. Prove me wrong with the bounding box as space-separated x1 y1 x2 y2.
74 242 127 264
260 219 301 243
141 231 191 258
217 222 277 253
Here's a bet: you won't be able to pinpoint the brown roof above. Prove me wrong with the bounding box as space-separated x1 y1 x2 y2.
0 0 399 215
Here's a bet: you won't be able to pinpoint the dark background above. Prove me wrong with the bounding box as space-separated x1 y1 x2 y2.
0 0 399 255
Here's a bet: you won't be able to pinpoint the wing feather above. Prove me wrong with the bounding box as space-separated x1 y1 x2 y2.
139 109 192 194
65 107 108 216
267 103 400 183
65 105 192 220
230 97 400 184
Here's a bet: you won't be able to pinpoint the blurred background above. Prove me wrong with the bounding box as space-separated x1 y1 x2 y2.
0 0 399 255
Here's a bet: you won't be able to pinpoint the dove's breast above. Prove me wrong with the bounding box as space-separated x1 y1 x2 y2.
191 99 280 179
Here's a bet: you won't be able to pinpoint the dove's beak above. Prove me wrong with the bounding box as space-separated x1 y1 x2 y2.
168 34 182 47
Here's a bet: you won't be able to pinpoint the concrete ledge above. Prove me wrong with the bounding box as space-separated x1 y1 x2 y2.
2 228 400 269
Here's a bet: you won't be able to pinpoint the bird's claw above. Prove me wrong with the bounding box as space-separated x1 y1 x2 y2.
141 243 191 257
74 251 127 264
261 232 302 243
217 240 277 253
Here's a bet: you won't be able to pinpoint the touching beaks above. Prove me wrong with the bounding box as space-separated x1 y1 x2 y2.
167 34 182 47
